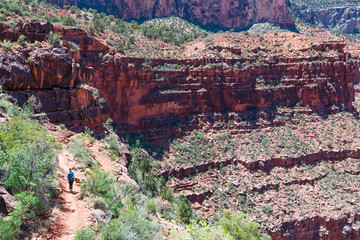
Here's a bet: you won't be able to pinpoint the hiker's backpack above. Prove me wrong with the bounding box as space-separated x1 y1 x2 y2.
68 172 74 181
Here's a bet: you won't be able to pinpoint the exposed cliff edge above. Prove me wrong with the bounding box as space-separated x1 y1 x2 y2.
0 22 108 131
46 0 295 30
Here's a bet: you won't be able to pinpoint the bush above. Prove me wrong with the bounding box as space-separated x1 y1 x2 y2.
219 210 271 240
46 31 62 45
0 215 22 240
0 118 58 206
99 205 161 240
63 15 76 26
68 138 96 170
75 226 97 240
80 168 115 198
80 127 95 145
81 168 123 218
17 35 26 47
0 40 13 52
146 199 157 215
176 197 192 224
261 204 273 216
172 220 234 240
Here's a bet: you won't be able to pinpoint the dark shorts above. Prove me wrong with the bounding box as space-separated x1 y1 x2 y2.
69 180 74 189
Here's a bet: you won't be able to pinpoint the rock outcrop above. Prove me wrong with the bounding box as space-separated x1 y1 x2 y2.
0 25 108 130
0 186 18 215
46 0 294 30
0 21 53 42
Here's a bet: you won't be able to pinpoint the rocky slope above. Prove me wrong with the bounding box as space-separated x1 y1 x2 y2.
290 2 360 34
46 0 294 30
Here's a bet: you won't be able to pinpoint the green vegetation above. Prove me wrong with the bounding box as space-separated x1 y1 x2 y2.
0 0 210 59
46 31 62 45
141 16 208 45
63 15 76 26
173 211 270 240
68 138 97 170
0 40 13 52
0 92 59 239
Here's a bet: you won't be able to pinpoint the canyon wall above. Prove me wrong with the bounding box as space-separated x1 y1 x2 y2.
88 53 355 127
46 0 294 30
290 3 360 34
55 26 357 138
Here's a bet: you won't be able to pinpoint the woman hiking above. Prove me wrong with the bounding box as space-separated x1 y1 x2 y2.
67 168 75 193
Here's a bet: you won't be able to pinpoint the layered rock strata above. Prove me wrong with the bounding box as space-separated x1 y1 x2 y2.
0 25 108 130
86 43 356 140
46 0 295 30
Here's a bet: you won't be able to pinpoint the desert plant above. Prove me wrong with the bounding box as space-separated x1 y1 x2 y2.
219 210 271 240
17 35 26 47
99 205 161 240
176 197 193 224
46 31 62 45
75 226 97 240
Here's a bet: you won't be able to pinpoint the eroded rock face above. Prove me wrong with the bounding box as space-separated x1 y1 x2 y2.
0 21 53 42
46 0 294 30
88 44 355 133
0 42 107 130
291 4 360 34
54 26 109 56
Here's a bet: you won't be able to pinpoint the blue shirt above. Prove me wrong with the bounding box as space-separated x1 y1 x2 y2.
67 171 74 181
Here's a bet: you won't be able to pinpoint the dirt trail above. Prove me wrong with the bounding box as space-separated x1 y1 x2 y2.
40 149 93 240
90 144 118 174
39 138 122 239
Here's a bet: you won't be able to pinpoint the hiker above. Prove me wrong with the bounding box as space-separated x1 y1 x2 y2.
67 168 75 193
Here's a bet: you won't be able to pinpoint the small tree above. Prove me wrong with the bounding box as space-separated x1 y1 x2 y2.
63 15 76 26
176 197 192 224
219 210 271 240
17 35 26 47
46 31 62 45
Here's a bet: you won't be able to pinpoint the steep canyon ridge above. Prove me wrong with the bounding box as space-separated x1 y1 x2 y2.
1 0 360 239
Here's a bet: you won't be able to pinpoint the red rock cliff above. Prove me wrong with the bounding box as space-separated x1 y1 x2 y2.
54 26 357 137
0 25 108 131
46 0 294 30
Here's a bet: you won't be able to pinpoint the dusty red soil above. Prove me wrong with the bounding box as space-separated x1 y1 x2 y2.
37 128 122 239
38 149 92 240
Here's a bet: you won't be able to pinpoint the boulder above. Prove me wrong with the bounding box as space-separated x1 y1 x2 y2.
0 185 18 214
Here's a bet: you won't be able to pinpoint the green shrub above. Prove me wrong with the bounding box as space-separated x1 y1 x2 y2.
100 205 161 240
261 204 273 216
146 199 157 215
75 226 97 240
176 197 192 224
80 127 95 144
0 40 13 52
63 15 76 26
173 220 234 240
0 118 58 205
68 138 96 170
0 214 22 240
80 168 115 198
17 35 26 47
46 31 62 45
219 210 271 240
